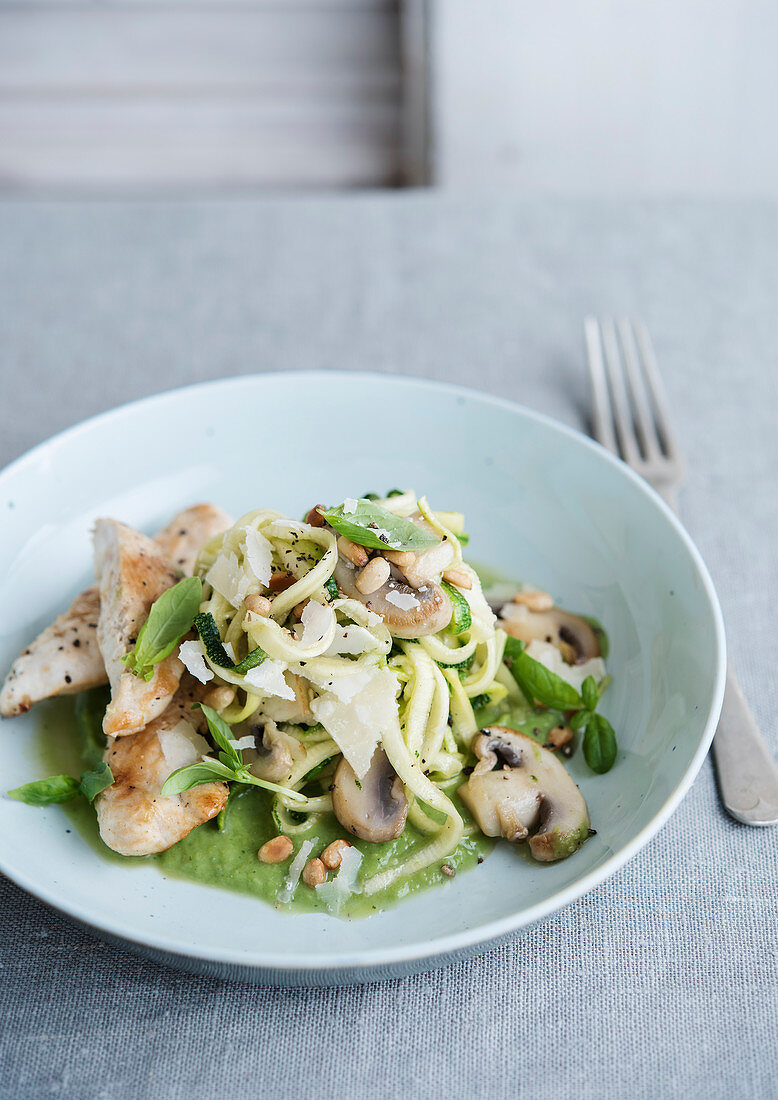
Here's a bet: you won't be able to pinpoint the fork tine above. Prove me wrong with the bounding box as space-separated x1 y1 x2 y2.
631 320 683 462
584 317 618 454
617 318 663 462
600 318 641 465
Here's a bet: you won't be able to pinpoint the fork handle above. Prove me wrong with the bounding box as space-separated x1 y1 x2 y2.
711 664 778 825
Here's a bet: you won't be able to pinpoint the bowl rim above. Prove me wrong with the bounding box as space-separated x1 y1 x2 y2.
0 370 727 976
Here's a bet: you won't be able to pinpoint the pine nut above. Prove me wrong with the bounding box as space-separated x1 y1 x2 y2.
305 505 326 528
356 555 391 594
244 593 272 615
203 685 236 712
512 589 554 612
337 536 369 567
302 857 327 887
258 835 294 864
442 568 473 590
320 839 352 870
546 725 573 750
383 549 416 569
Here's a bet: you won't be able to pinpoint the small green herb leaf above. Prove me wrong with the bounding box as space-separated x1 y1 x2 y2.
196 703 243 768
8 775 81 805
319 499 439 552
161 759 236 796
583 713 618 774
570 710 589 732
79 761 114 803
324 577 339 601
122 576 203 680
582 675 599 711
511 651 584 710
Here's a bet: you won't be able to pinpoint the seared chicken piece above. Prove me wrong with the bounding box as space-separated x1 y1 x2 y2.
0 504 231 719
0 587 105 717
153 503 232 576
97 675 227 856
95 519 185 737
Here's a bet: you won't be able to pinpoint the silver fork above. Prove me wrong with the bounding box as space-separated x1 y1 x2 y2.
585 316 778 826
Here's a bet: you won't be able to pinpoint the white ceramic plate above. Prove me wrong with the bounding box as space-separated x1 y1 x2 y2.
0 373 726 985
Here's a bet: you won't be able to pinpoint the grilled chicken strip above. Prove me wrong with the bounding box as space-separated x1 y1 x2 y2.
153 503 232 576
97 675 227 856
0 504 231 719
0 587 105 717
95 519 187 737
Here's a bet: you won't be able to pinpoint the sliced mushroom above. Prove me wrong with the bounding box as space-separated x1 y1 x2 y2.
331 747 408 842
458 727 590 861
334 556 451 639
500 604 601 665
240 719 305 783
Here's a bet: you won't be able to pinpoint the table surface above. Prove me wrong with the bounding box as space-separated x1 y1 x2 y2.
1 196 776 1100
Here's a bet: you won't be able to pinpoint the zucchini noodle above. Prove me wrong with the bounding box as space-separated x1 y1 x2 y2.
178 491 506 907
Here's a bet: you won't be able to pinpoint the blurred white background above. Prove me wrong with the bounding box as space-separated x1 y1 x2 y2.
1 0 776 194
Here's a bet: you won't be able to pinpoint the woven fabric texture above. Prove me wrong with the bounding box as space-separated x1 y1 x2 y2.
0 197 776 1100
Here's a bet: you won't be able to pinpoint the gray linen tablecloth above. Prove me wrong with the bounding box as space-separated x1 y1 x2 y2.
0 197 776 1099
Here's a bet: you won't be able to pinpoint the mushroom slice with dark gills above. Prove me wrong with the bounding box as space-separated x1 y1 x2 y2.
334 556 451 639
499 604 601 665
331 746 408 842
458 727 590 861
239 719 306 783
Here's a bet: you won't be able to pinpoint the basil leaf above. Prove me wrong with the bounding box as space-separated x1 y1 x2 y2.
161 759 236 796
502 635 526 662
511 651 584 710
581 675 599 712
570 710 589 732
196 703 243 769
79 762 114 803
318 499 439 552
123 576 203 680
583 713 617 774
8 775 81 805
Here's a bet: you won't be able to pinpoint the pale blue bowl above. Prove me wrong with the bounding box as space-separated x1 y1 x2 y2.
0 373 726 984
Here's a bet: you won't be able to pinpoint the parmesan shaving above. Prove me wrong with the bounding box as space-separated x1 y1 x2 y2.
366 610 383 627
178 640 214 684
315 845 363 911
205 551 251 608
299 601 335 648
385 589 420 611
244 659 296 700
227 734 256 752
158 720 210 775
342 498 358 514
325 625 380 657
243 527 273 588
277 840 314 904
309 667 401 777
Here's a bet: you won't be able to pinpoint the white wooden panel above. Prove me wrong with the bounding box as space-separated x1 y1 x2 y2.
0 3 403 188
429 0 778 197
0 8 399 90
